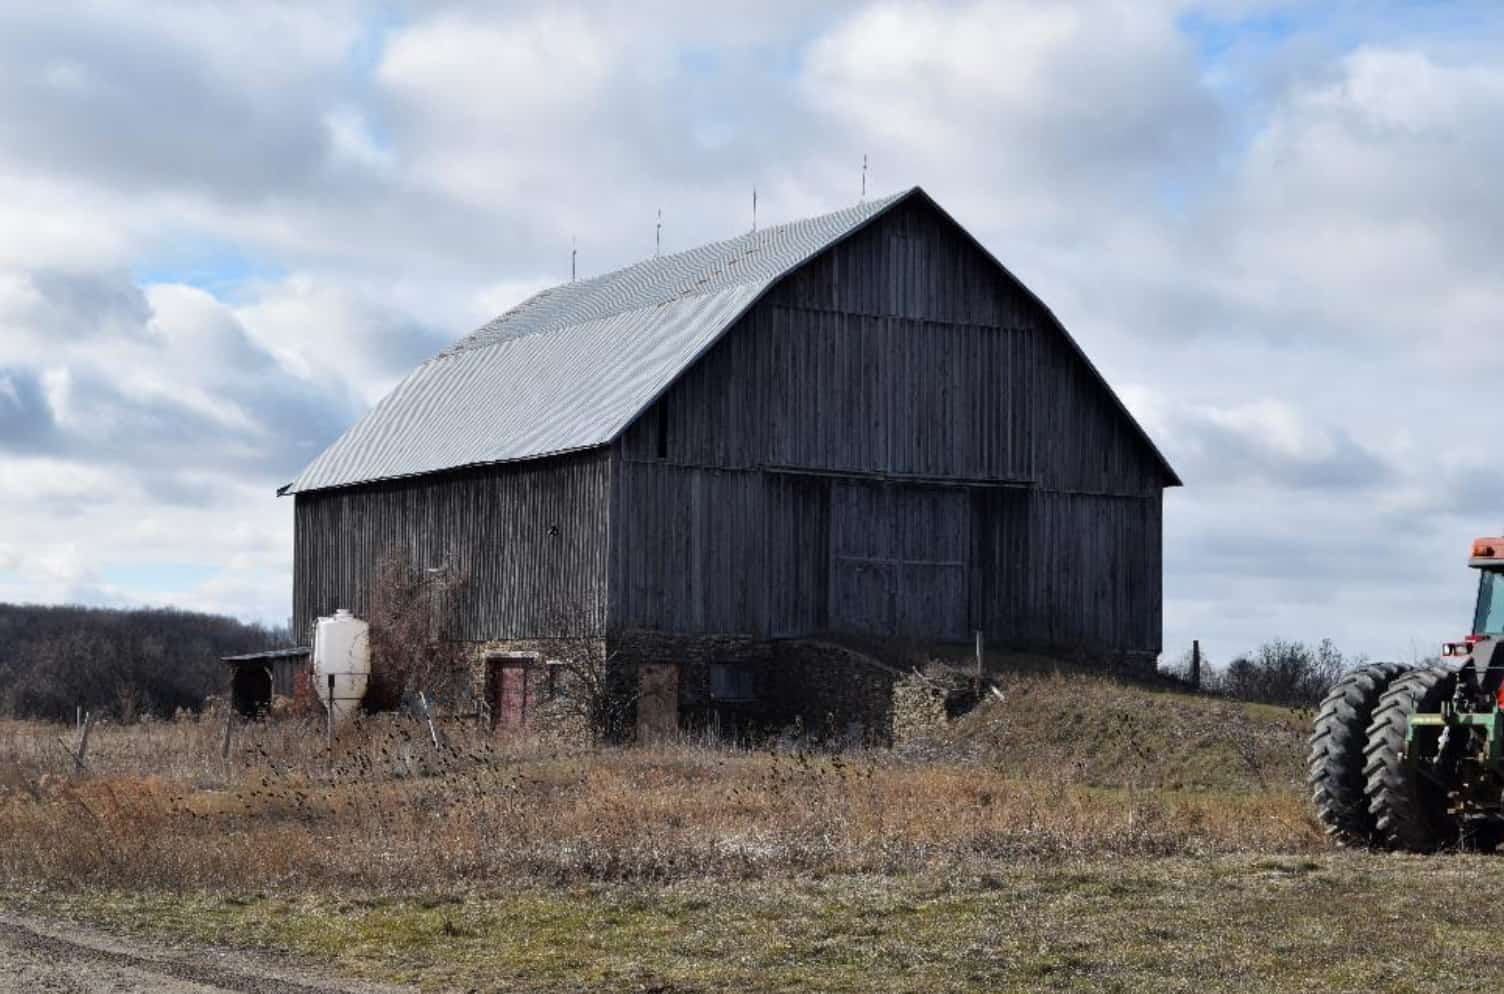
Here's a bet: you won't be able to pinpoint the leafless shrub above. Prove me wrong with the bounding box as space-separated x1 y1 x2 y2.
1209 639 1358 708
365 547 472 710
531 640 635 745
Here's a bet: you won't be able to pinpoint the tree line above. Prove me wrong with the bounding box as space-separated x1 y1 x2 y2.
1164 638 1367 708
0 602 290 721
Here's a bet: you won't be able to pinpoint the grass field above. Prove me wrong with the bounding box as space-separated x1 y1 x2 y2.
4 670 1491 992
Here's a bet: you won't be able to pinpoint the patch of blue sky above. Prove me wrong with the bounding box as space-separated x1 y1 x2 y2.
1179 7 1304 66
756 42 804 81
1171 5 1320 189
102 563 221 595
347 3 408 79
1153 176 1193 218
336 5 403 164
679 46 720 76
132 235 285 300
1184 2 1504 74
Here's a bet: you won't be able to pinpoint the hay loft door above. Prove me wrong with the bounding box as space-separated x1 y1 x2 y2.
829 481 970 641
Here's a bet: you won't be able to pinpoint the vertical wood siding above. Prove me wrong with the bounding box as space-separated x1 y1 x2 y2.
620 198 1162 493
829 482 971 641
294 196 1168 657
1021 491 1162 652
293 450 610 641
611 468 1161 653
612 196 1168 654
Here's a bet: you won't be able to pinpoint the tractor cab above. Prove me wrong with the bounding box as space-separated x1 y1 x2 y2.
1440 538 1504 659
1448 538 1504 658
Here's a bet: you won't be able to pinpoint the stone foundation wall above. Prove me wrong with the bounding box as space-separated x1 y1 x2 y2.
606 631 904 745
467 637 608 744
764 640 901 744
375 631 1164 748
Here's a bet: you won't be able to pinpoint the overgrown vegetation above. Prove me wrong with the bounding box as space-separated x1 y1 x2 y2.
1162 638 1364 708
0 603 288 721
0 671 1319 898
364 548 472 711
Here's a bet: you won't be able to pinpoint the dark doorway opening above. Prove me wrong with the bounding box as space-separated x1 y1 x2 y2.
230 666 273 717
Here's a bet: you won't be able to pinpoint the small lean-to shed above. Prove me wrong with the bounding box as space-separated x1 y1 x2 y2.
280 187 1179 736
222 647 311 716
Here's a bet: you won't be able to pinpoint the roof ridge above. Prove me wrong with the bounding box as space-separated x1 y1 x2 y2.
436 190 909 359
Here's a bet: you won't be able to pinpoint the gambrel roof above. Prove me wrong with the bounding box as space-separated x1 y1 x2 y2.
282 187 1178 494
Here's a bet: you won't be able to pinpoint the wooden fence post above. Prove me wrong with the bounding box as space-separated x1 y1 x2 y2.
1191 640 1202 692
326 673 336 769
59 710 94 772
974 630 984 696
418 691 440 750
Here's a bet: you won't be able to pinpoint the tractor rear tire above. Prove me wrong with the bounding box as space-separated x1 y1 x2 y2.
1364 665 1458 852
1308 661 1412 844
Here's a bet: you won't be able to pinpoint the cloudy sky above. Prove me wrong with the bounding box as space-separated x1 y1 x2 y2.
0 0 1498 664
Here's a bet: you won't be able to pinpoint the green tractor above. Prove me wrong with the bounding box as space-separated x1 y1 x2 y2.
1310 537 1504 851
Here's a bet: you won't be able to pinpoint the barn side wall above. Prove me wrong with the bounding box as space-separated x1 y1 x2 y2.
292 449 611 642
610 197 1166 658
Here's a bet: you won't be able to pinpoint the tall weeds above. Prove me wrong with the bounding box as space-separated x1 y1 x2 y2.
0 702 1320 894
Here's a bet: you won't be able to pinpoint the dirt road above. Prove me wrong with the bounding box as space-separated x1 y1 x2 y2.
0 911 414 994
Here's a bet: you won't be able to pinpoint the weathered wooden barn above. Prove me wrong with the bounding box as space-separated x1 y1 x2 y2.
281 187 1179 738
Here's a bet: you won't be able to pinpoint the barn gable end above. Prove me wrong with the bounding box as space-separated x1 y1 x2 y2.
618 193 1172 492
609 194 1171 657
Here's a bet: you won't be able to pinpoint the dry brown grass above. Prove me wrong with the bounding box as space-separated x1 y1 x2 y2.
0 673 1322 894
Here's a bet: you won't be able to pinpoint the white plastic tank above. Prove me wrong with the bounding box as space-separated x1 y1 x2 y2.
313 609 369 723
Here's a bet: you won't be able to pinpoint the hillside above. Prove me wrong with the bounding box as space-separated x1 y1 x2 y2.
902 669 1309 790
0 603 289 721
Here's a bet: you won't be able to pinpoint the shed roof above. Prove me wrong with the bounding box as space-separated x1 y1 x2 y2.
282 187 1178 494
222 647 310 664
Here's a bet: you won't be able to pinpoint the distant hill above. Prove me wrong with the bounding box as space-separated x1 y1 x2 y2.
0 603 289 721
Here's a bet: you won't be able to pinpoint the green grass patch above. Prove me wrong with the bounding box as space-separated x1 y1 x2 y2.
17 853 1504 993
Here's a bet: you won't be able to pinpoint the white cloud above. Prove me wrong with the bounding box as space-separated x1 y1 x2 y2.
0 0 1501 663
324 106 394 174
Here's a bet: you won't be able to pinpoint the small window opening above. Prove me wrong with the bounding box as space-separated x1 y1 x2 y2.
656 411 669 460
710 663 758 703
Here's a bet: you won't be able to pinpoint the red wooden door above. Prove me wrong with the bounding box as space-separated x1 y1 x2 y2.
493 662 528 728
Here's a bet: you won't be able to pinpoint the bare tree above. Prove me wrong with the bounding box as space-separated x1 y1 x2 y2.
1209 638 1356 708
531 638 636 744
504 603 638 744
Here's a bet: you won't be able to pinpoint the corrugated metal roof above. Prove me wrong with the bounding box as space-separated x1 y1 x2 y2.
282 190 910 494
282 186 1180 494
222 647 310 664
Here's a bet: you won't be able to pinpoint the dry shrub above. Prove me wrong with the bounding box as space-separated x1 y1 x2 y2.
365 547 472 711
0 704 1322 894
